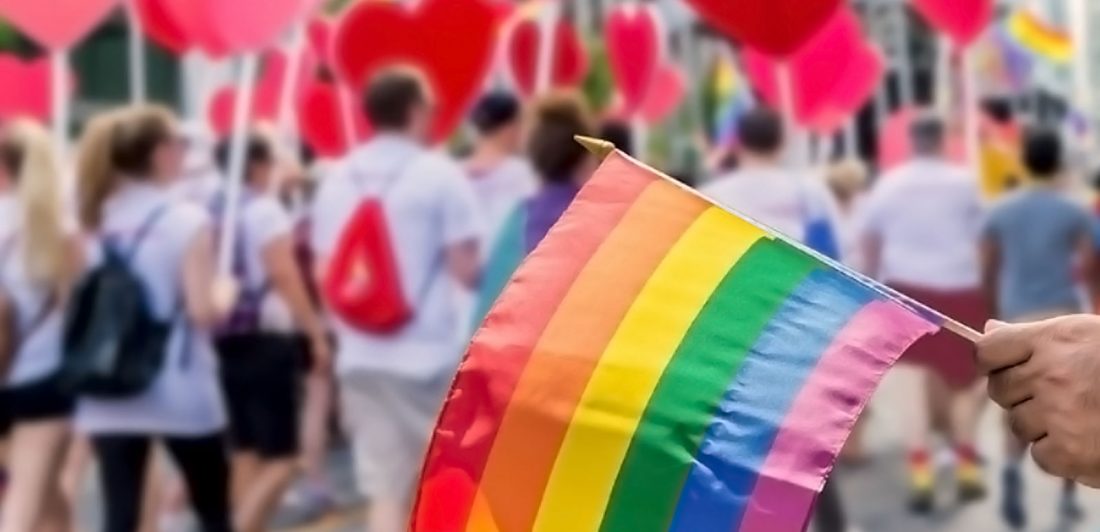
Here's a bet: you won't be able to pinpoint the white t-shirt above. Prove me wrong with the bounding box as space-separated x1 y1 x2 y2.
76 182 226 436
863 158 984 289
0 197 66 386
701 165 841 246
466 156 536 248
311 135 482 380
228 193 296 331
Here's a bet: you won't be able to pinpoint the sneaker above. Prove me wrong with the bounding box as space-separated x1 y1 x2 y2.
1000 467 1026 530
908 456 935 514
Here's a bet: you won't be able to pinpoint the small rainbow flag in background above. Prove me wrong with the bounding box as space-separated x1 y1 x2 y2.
414 147 945 531
710 55 755 147
1005 9 1073 64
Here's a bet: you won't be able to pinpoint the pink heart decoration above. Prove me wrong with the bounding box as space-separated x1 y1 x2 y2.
805 44 884 134
307 16 335 65
684 0 841 58
135 0 189 54
743 8 864 125
505 18 589 98
298 80 371 158
0 0 119 49
206 0 304 53
0 55 74 121
640 63 686 125
206 50 314 137
605 4 662 116
160 0 230 56
911 0 993 48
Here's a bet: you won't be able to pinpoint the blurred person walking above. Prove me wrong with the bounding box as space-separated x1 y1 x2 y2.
700 107 851 532
310 68 481 532
473 92 597 325
72 105 236 532
980 127 1093 529
862 112 989 513
0 120 83 532
211 133 331 532
465 92 536 246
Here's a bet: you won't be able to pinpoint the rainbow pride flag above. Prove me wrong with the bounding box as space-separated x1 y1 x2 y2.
710 55 754 147
414 150 943 532
1005 9 1073 64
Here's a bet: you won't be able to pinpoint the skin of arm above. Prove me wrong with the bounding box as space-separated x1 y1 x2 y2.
182 228 235 329
262 234 331 373
446 239 480 291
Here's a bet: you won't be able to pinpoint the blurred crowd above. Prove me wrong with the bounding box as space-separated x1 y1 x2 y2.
0 63 1096 532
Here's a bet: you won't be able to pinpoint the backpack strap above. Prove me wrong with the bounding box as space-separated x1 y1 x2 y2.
121 204 173 262
0 234 57 351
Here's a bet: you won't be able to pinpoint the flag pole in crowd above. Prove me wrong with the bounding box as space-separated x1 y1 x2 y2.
275 22 307 158
216 53 260 275
126 0 147 104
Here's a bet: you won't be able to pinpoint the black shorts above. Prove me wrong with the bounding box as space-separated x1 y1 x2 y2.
216 334 304 459
4 372 75 424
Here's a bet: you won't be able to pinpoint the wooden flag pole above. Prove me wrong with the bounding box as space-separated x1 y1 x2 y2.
50 50 70 160
574 135 984 344
217 53 260 275
126 0 147 104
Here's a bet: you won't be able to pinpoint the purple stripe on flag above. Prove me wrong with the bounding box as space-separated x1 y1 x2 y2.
738 301 938 531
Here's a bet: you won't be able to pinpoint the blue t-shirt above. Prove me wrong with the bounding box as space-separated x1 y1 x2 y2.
983 187 1092 320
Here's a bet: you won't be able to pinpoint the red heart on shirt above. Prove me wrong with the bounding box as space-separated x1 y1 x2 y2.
332 0 499 143
605 4 662 116
0 55 74 122
505 18 589 98
683 0 841 58
298 80 371 158
0 0 118 49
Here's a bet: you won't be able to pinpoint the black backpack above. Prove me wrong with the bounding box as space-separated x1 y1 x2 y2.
61 206 178 398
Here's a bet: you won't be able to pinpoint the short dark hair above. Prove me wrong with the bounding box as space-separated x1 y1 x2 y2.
737 107 783 154
1023 127 1063 179
527 92 593 183
214 133 273 182
471 92 521 135
598 120 634 157
909 112 945 155
363 67 428 131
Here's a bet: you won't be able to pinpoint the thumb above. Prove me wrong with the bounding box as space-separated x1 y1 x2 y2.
985 319 1008 333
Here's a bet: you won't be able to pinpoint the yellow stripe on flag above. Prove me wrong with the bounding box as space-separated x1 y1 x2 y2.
532 208 767 532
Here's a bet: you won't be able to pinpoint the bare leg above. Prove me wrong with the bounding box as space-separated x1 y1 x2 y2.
0 421 70 532
234 458 298 532
895 366 934 513
231 452 260 506
367 497 412 532
59 436 89 532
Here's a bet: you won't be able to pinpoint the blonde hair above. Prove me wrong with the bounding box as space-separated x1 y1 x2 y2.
3 119 66 287
77 105 176 229
825 159 869 196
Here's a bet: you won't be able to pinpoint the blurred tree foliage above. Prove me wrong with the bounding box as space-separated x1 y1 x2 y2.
581 39 613 113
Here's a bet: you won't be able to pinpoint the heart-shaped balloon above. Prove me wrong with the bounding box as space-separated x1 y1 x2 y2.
744 8 864 125
0 55 74 121
805 44 884 134
206 51 300 137
206 0 304 53
506 18 589 98
0 0 119 49
911 0 993 48
640 63 686 125
298 80 371 158
134 0 189 54
332 0 499 142
684 0 841 58
307 16 335 65
160 0 230 56
605 4 662 116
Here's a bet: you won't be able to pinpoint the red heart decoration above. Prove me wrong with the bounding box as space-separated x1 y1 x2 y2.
640 63 686 125
744 8 864 125
605 4 662 116
0 55 74 121
505 19 589 98
206 51 295 137
0 0 119 49
911 0 993 48
332 0 499 143
684 0 841 58
307 16 335 65
161 0 230 57
805 44 884 134
134 0 190 54
298 80 371 158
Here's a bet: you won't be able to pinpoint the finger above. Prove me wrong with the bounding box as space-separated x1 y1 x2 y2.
987 363 1036 408
1007 399 1046 443
1032 437 1074 479
976 321 1039 374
